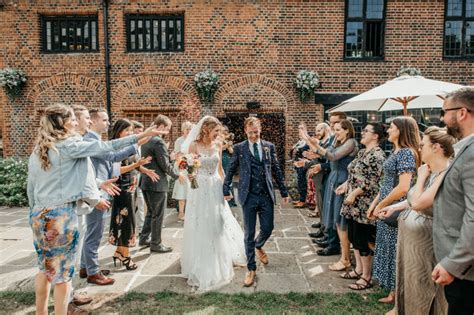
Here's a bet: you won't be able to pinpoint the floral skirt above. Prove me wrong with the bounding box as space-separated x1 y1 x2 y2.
29 203 79 284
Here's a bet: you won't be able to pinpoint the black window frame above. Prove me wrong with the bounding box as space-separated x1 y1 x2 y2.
125 13 184 53
343 0 387 61
443 0 474 59
40 15 99 54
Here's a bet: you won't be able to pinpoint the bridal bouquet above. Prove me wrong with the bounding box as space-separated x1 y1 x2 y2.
177 154 201 189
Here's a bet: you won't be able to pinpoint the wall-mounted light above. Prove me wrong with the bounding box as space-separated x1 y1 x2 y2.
246 101 261 110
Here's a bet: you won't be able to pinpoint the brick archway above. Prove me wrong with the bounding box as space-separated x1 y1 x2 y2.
215 74 295 114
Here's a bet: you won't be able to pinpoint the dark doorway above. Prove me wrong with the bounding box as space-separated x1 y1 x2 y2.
220 112 286 175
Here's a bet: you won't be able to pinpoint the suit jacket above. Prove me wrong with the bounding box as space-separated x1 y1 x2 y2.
83 131 138 198
433 135 474 280
223 139 288 205
139 136 179 192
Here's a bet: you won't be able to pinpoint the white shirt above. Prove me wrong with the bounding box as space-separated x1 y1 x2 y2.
453 133 474 157
248 139 263 159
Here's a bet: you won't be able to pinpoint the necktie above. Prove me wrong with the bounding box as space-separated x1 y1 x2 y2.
253 142 261 161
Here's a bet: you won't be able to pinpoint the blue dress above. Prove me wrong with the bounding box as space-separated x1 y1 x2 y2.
321 139 358 231
373 148 416 290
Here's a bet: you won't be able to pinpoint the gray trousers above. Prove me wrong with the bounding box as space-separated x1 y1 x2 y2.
140 191 167 248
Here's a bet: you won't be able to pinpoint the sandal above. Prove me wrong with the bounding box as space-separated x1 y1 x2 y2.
328 260 351 271
349 277 373 290
378 292 395 304
340 269 361 279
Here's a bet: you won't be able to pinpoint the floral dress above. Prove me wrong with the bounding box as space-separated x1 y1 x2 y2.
109 157 136 247
341 146 386 224
373 148 416 290
30 202 79 284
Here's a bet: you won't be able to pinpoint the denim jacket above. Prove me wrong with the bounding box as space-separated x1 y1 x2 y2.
27 134 138 209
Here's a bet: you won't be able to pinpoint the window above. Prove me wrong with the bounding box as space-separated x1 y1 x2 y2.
444 0 474 58
41 16 98 53
344 0 386 59
126 14 184 52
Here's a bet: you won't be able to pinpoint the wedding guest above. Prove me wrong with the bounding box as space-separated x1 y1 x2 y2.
290 122 310 208
337 123 385 290
172 121 193 222
303 119 358 264
109 119 159 270
27 104 162 315
379 126 454 315
433 88 474 314
369 116 420 304
132 120 146 236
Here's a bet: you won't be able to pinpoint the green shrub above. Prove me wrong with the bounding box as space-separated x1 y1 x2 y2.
0 158 28 207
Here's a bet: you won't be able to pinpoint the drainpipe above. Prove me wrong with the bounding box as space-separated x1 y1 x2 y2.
102 0 111 119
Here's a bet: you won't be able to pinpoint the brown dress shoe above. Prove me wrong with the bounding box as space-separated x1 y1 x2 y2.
256 248 269 265
72 294 93 306
79 268 110 279
67 303 89 315
87 272 115 286
243 270 256 287
294 201 306 208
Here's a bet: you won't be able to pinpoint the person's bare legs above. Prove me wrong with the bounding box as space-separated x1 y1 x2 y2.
35 273 51 315
53 281 71 315
330 225 351 270
178 200 185 220
353 250 362 274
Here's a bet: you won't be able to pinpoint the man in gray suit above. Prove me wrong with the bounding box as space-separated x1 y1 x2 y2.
433 87 474 315
139 115 185 253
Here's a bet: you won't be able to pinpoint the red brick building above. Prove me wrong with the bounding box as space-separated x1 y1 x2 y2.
0 0 472 165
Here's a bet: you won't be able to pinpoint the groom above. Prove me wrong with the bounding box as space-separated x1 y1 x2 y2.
224 117 289 287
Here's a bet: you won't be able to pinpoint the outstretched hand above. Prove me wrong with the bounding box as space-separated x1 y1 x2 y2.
100 177 121 196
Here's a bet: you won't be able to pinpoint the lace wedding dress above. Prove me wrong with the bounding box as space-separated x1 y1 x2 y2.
180 148 246 291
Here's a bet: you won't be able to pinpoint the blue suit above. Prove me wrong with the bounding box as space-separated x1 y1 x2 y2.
80 131 137 276
223 140 288 271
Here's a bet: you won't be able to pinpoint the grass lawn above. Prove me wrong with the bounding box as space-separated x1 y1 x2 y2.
0 290 392 314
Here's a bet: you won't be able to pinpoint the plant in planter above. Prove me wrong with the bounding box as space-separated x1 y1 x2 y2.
194 69 219 103
396 66 422 77
294 70 319 102
0 68 27 100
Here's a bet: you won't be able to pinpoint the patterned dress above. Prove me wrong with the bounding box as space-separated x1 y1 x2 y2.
373 148 416 290
341 146 386 223
30 202 79 284
109 158 136 247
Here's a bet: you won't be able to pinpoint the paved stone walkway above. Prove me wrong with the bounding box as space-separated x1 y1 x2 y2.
0 198 378 310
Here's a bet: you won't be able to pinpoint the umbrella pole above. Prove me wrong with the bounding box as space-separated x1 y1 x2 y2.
403 100 408 116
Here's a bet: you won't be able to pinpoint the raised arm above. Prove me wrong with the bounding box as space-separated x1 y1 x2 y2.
324 139 357 161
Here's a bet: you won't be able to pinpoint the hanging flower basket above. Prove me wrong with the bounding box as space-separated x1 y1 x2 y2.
194 70 219 104
294 70 319 102
396 66 422 77
0 68 27 100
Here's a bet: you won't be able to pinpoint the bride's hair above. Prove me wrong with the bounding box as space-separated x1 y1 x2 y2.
196 116 221 142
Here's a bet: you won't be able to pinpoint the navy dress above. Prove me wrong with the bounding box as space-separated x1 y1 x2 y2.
321 139 358 231
373 148 416 290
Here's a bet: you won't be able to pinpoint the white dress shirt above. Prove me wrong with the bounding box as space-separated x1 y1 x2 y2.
248 139 263 160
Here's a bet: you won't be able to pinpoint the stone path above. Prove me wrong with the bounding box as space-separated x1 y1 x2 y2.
0 197 378 310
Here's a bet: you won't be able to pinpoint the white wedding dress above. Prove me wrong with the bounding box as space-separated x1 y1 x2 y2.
181 148 246 291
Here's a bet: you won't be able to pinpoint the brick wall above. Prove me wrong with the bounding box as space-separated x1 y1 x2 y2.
0 0 472 169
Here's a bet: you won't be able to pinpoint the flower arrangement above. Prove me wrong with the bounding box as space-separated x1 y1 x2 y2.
0 68 27 100
396 66 422 77
194 70 219 103
294 70 319 102
177 154 201 189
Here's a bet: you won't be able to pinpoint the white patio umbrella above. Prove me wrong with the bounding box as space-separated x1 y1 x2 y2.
328 76 465 115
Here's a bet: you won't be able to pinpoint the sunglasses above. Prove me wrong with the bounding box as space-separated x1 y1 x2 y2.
440 107 471 117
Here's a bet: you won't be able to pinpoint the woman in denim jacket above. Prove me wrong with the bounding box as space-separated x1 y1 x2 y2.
27 103 165 315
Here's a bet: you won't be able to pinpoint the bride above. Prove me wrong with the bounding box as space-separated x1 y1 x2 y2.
180 116 246 291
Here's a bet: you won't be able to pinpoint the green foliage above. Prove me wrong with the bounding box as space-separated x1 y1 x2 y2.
0 158 29 207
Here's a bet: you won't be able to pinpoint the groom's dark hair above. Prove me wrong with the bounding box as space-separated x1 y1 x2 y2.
244 117 261 129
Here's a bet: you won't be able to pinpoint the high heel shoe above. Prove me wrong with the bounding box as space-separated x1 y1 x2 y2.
113 252 122 267
113 252 138 270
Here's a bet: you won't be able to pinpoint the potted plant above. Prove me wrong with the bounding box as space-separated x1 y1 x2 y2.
294 70 319 102
194 69 219 103
0 68 27 100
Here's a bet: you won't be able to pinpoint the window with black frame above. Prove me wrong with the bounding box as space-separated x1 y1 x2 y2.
41 16 98 53
344 0 385 59
444 0 474 58
126 14 184 52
